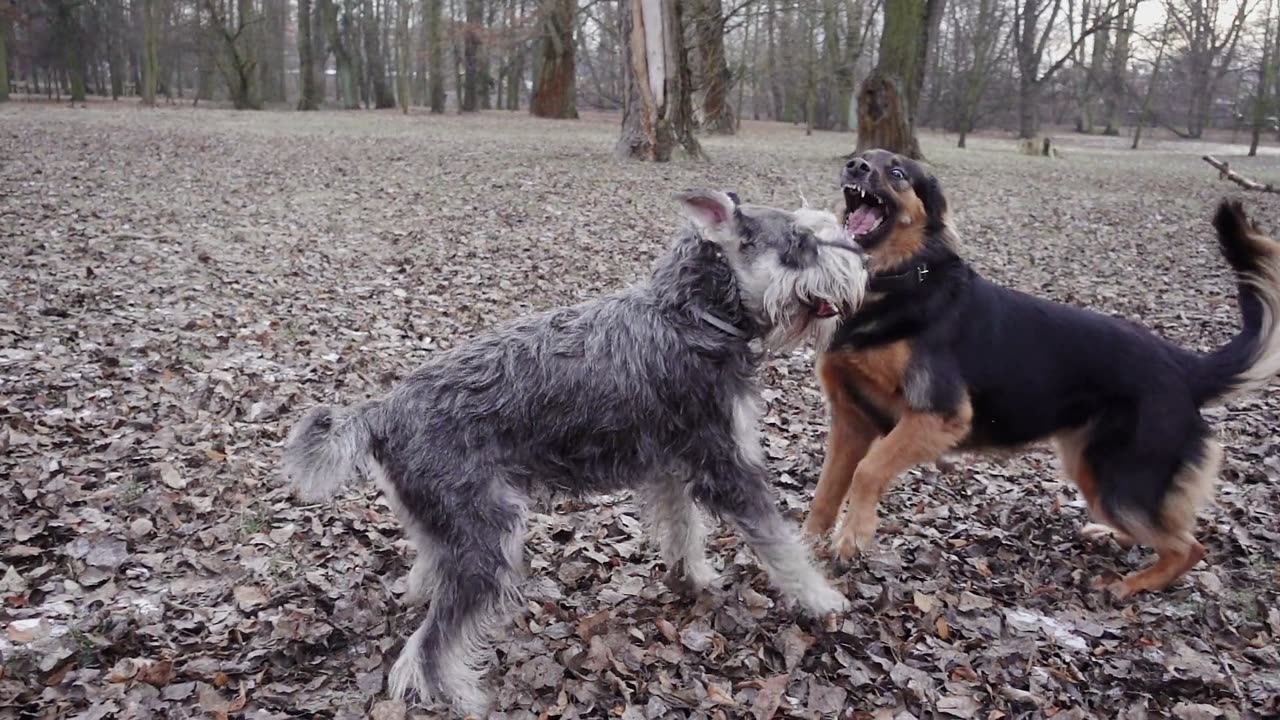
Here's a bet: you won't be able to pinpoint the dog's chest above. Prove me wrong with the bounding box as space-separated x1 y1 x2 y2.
817 342 911 428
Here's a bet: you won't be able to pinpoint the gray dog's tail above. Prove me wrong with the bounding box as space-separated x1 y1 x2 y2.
282 402 378 502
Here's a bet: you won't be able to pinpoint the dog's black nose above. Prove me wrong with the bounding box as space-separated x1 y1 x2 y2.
844 157 871 177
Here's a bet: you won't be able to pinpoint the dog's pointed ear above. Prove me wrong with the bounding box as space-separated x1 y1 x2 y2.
916 174 948 227
675 189 738 231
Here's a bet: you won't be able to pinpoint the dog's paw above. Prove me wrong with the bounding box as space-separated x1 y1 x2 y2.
799 584 851 617
665 561 720 596
801 514 836 541
1080 523 1136 548
1091 574 1139 601
832 525 876 561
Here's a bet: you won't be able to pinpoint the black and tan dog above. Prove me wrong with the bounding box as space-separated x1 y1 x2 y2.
802 149 1280 598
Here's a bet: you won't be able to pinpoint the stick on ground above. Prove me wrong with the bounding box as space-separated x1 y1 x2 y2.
1202 155 1280 193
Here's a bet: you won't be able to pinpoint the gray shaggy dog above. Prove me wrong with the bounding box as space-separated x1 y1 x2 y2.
282 189 868 716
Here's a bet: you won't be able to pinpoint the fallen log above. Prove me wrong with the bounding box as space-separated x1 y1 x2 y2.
1202 155 1280 193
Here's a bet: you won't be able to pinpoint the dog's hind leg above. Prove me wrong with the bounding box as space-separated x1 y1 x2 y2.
1097 439 1220 599
640 473 718 595
402 531 440 606
388 492 526 715
1055 428 1136 548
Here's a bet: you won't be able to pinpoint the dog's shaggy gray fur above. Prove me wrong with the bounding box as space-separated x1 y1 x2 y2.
282 190 867 716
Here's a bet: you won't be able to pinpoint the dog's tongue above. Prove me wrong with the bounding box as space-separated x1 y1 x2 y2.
846 205 882 236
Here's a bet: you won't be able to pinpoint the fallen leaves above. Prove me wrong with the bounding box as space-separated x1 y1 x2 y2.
2 105 1279 718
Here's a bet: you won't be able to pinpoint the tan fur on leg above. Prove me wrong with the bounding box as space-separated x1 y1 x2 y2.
833 402 971 559
1107 441 1221 598
804 405 877 538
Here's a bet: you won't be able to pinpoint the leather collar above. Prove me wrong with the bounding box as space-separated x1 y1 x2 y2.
868 263 930 294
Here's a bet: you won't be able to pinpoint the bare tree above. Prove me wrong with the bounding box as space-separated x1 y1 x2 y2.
1250 0 1277 155
615 0 702 160
855 0 944 158
397 0 411 112
143 0 160 105
950 0 1009 147
1101 0 1138 133
1164 0 1253 138
1132 16 1173 148
462 0 482 110
258 0 288 102
427 0 446 110
529 0 577 117
363 0 396 107
693 0 734 133
1 1 14 102
203 0 263 109
1069 0 1110 133
320 0 360 107
297 0 322 109
1012 0 1115 138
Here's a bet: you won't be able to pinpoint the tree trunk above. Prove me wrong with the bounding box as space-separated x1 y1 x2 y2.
259 0 288 103
414 0 429 103
298 0 322 109
0 10 9 103
1132 21 1170 150
694 0 734 133
481 0 497 108
1250 3 1275 157
765 0 781 120
428 0 446 111
397 0 411 112
1018 72 1039 138
855 0 943 158
803 7 816 135
56 1 87 103
142 0 159 105
1102 0 1131 135
462 0 482 110
506 0 525 110
452 0 464 111
835 0 866 131
616 0 702 160
235 0 261 108
323 0 360 107
364 0 397 107
197 6 216 101
1073 0 1106 134
530 0 577 117
734 2 758 128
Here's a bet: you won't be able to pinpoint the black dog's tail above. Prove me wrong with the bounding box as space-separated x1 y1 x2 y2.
1193 200 1280 405
282 401 379 502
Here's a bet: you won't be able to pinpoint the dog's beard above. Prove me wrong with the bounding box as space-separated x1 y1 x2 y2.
755 245 868 353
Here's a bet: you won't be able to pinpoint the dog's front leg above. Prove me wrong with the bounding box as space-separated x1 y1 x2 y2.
833 407 971 560
804 403 879 539
640 474 719 594
693 467 849 617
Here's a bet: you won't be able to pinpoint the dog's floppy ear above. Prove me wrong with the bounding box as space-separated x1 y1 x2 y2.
675 189 738 232
915 174 948 228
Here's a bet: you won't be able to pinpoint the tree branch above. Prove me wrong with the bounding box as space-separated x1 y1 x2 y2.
1203 155 1280 192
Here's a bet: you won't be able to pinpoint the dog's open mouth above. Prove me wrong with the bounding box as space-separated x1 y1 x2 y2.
843 183 891 245
804 298 840 319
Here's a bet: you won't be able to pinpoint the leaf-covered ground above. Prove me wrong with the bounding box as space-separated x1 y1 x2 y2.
2 104 1279 720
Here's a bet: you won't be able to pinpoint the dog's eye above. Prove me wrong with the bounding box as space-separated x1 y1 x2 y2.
890 167 907 180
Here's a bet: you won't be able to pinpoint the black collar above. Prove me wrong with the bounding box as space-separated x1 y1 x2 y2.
867 263 930 294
